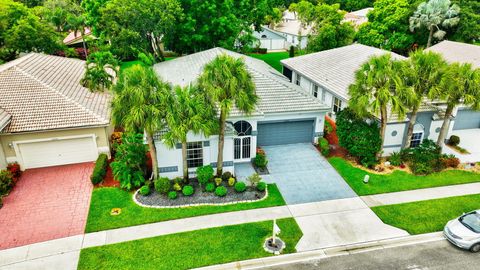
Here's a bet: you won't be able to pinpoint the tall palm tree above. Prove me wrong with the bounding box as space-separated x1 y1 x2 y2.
430 63 480 146
409 0 460 48
348 54 408 155
199 54 258 176
163 85 217 180
81 51 119 92
401 50 447 148
111 65 170 180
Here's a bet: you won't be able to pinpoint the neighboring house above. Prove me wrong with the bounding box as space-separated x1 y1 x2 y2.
343 8 373 28
0 53 112 170
63 27 96 47
252 26 288 51
153 47 329 178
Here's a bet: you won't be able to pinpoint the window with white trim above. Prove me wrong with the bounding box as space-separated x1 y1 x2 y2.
186 142 203 168
313 85 318 98
410 132 423 148
295 74 301 86
333 97 342 113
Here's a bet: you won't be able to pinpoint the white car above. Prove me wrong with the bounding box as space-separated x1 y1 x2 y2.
444 210 480 252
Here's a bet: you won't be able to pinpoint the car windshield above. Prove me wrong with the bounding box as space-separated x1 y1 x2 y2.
460 212 480 233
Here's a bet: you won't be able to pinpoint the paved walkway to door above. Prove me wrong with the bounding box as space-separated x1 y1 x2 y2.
0 163 94 250
261 143 357 204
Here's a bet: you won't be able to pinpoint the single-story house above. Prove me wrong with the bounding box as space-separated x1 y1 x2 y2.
253 26 288 51
343 8 373 28
0 53 112 170
153 47 330 178
280 42 480 155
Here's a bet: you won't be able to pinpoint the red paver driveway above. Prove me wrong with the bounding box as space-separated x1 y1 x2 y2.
0 163 93 250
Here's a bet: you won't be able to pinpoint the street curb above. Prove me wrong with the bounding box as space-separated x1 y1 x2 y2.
194 232 445 270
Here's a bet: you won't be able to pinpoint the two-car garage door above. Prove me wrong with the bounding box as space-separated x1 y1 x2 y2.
17 136 98 169
257 120 314 146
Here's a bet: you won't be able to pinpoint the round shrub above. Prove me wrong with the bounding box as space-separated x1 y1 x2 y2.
139 185 151 196
154 177 171 194
222 171 232 181
173 182 182 191
196 165 214 187
182 185 194 196
205 182 215 192
228 177 236 186
256 181 267 192
449 135 460 146
234 182 246 193
215 186 227 197
168 191 178 200
214 177 223 186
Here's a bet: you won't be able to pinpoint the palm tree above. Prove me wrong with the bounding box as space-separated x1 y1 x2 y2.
401 50 447 148
163 85 217 180
66 14 88 59
111 65 170 180
430 63 480 146
199 54 258 176
409 0 460 48
348 54 408 155
81 51 119 92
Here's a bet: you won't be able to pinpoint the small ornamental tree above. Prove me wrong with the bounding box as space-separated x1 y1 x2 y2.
110 133 148 190
336 108 382 167
196 165 214 188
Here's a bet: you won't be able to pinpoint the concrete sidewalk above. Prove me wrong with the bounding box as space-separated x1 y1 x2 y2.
361 182 480 207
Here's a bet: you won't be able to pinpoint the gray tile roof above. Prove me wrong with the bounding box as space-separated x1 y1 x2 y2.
426 40 480 68
0 53 111 133
281 44 406 100
153 47 329 117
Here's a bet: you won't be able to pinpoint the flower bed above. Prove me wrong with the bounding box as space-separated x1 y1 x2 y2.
134 181 267 208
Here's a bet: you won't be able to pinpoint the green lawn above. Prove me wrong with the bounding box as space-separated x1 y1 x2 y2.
79 218 302 270
86 184 286 232
329 157 480 196
372 194 480 234
248 52 289 72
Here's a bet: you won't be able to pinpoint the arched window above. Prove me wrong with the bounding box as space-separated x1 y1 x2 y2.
234 121 252 136
261 34 267 38
410 123 425 148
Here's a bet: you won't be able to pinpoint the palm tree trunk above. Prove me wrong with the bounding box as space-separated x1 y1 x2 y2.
379 105 388 158
437 104 454 147
427 27 434 48
404 106 419 148
182 141 188 181
216 108 227 177
146 132 159 180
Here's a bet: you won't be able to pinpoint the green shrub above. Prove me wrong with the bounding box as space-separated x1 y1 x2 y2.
234 182 246 193
139 185 151 196
256 181 267 192
246 173 262 187
214 177 223 186
403 140 443 175
196 165 214 187
289 45 295 57
168 191 178 200
154 177 171 194
388 152 402 166
90 154 109 185
173 182 182 191
0 170 14 196
110 133 147 190
0 197 3 209
205 182 215 192
215 186 228 197
319 138 330 156
254 153 268 168
222 171 232 181
182 185 194 196
228 177 236 186
448 135 460 146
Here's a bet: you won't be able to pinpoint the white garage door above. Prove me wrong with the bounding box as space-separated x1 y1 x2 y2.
17 136 97 169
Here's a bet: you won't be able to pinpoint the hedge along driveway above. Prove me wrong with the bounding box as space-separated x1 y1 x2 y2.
79 218 302 270
85 184 286 232
329 157 480 196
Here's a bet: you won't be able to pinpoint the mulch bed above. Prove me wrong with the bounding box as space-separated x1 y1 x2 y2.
135 182 266 207
95 160 120 188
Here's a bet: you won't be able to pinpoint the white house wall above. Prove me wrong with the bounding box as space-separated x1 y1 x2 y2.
383 122 408 155
0 141 6 169
259 39 287 50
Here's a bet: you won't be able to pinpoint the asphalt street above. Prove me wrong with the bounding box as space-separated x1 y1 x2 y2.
263 240 480 270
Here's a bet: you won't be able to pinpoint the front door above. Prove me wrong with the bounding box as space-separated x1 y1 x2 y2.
234 136 251 161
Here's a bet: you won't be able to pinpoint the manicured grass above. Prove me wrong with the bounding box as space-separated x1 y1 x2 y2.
372 194 480 234
248 52 289 72
119 57 176 74
329 157 480 196
85 184 286 232
79 218 302 270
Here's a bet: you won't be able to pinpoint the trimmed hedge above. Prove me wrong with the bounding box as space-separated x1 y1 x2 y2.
90 154 109 185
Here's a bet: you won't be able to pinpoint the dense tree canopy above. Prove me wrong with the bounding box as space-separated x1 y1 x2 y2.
451 0 480 43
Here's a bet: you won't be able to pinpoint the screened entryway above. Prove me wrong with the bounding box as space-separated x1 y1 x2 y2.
233 121 252 162
257 120 314 146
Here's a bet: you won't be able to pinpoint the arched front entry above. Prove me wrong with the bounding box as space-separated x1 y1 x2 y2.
233 121 252 162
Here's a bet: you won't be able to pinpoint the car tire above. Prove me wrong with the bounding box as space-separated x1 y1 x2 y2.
470 243 480 253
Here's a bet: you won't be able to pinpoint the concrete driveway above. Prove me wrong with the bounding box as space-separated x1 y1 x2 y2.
261 143 357 204
0 163 93 250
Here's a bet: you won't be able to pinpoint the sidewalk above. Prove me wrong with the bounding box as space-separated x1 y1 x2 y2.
361 182 480 207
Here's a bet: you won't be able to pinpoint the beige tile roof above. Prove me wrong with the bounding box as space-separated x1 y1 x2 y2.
153 47 329 117
0 53 111 133
426 40 480 68
0 108 11 131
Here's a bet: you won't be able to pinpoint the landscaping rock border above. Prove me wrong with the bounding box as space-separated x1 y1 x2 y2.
133 183 269 209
